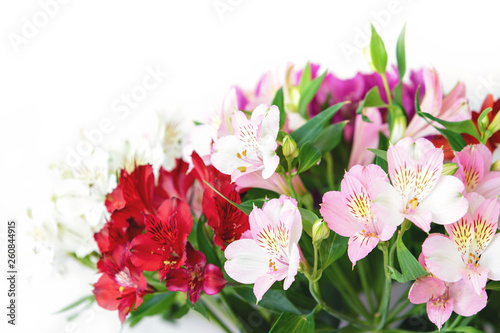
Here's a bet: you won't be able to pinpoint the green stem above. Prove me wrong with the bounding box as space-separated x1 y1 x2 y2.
324 152 335 190
325 265 371 320
375 241 391 329
386 298 410 324
308 280 371 330
357 259 376 313
381 74 393 107
286 159 300 203
311 243 320 282
200 296 233 333
448 315 463 329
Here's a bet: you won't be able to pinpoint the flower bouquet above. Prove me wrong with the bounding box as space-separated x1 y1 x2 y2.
55 25 500 332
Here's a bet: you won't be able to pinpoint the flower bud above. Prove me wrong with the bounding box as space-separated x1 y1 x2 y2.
442 162 458 176
282 136 298 160
312 219 330 245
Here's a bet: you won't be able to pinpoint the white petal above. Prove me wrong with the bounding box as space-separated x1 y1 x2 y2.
224 239 269 284
480 234 500 281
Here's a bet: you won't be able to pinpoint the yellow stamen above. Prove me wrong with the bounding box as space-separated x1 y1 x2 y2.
237 166 247 172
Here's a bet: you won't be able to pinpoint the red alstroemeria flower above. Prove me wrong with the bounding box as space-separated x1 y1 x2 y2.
165 242 226 304
95 204 145 255
130 197 193 280
191 152 249 250
154 159 196 205
93 244 150 323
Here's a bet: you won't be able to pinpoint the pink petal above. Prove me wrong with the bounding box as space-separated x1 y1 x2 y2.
471 197 500 254
348 108 385 168
387 140 417 200
423 234 463 283
444 215 473 258
426 296 453 331
254 275 276 302
404 210 433 233
414 147 443 200
284 244 300 290
320 191 362 237
408 276 447 304
347 232 379 267
449 279 487 316
475 171 500 199
369 180 405 227
460 266 489 296
453 144 486 192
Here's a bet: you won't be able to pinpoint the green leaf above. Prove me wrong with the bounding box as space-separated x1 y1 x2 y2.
292 102 347 148
193 299 209 319
452 327 484 333
477 107 492 138
435 127 467 152
486 280 500 291
196 218 221 267
299 62 312 93
367 148 387 161
269 312 315 333
298 71 327 118
232 286 302 314
57 295 95 314
370 24 388 75
396 24 407 81
299 208 318 237
203 181 253 215
127 292 177 327
485 109 500 140
387 265 405 283
272 88 286 130
314 121 348 153
375 132 389 173
396 236 428 282
319 233 348 271
418 111 479 139
297 142 322 173
356 86 386 115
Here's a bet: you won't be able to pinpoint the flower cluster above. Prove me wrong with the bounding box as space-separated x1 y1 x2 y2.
51 25 500 331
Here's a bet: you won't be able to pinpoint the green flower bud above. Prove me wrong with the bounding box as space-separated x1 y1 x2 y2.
442 163 458 176
282 136 298 160
312 219 330 245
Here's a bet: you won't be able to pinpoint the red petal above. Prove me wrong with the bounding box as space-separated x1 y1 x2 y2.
130 233 164 272
202 264 226 295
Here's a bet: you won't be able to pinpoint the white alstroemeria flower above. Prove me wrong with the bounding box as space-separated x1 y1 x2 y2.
224 196 302 301
211 104 280 181
155 111 191 172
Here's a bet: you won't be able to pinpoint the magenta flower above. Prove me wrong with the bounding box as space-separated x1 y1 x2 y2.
387 137 468 232
320 164 402 267
453 144 500 199
211 104 280 182
423 193 500 295
224 195 302 302
165 242 226 305
409 254 487 330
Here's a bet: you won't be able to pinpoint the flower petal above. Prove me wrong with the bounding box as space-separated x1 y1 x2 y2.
426 296 453 331
347 232 379 267
320 191 362 237
254 275 276 302
408 276 447 304
423 234 463 283
479 234 500 281
418 175 468 225
449 279 487 317
224 239 269 284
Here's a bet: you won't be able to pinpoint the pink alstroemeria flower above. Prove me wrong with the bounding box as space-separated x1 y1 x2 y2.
453 144 500 199
387 137 468 232
409 254 487 330
348 107 388 168
224 195 302 301
211 104 280 182
405 68 470 139
423 193 500 295
235 169 306 197
320 164 403 267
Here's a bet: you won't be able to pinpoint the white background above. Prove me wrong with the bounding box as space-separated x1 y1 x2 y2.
1 0 500 332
